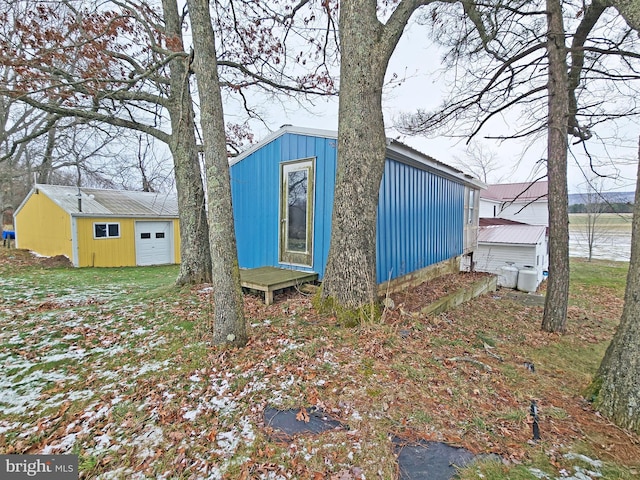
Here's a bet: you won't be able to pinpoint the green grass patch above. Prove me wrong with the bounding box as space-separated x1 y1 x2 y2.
570 258 628 296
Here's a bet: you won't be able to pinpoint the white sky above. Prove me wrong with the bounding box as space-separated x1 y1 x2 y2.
235 18 640 195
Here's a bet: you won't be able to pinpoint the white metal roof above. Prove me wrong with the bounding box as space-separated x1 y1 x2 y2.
477 224 546 245
17 184 178 218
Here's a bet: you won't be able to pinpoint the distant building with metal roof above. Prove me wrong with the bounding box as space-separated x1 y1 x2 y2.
474 223 548 290
480 181 548 227
19 184 178 217
477 224 546 246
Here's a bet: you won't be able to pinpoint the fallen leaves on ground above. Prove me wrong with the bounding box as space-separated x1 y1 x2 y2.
0 249 638 479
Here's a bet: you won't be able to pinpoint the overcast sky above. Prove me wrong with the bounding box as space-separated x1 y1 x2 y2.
233 17 640 195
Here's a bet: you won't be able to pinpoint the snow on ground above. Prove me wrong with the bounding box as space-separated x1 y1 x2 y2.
0 271 281 477
1 262 617 479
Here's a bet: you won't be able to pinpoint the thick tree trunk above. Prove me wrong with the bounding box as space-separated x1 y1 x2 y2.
168 137 212 285
594 137 640 434
162 0 212 286
37 115 57 184
605 0 640 31
186 0 246 346
322 0 397 311
542 0 570 333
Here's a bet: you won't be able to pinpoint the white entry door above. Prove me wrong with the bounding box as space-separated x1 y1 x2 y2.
135 221 173 266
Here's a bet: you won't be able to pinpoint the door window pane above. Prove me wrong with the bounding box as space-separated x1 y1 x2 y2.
141 233 151 239
287 169 308 252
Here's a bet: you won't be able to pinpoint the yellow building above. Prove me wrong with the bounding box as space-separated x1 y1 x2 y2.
15 184 181 267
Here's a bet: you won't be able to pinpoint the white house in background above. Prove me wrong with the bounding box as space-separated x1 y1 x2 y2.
480 181 548 226
474 218 549 290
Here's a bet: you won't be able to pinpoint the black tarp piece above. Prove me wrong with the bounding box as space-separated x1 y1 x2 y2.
393 437 479 480
263 407 344 438
263 408 488 478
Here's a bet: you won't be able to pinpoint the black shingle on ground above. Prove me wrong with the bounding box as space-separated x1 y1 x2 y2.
393 437 478 480
263 407 344 437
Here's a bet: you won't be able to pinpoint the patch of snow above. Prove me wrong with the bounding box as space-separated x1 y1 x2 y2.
133 359 171 377
135 425 165 460
0 369 79 415
98 370 119 381
40 348 88 363
95 467 142 480
44 389 94 407
563 453 603 469
94 433 112 448
529 469 551 479
0 421 22 435
183 405 203 421
6 334 24 345
573 466 602 478
269 374 295 406
40 432 78 454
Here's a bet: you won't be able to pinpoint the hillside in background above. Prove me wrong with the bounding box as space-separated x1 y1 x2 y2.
568 191 635 206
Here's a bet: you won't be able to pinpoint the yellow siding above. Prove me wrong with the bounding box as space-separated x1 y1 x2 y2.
17 191 181 267
172 219 181 264
75 217 136 267
15 191 73 259
76 217 181 267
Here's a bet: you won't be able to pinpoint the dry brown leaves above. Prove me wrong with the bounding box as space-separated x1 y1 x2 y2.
229 271 640 470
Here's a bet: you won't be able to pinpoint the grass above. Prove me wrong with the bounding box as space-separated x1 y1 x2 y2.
570 258 628 296
569 213 633 232
0 250 639 479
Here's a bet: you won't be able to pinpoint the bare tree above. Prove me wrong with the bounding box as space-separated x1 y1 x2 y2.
453 141 505 184
541 0 570 333
574 177 613 261
0 0 336 286
321 0 480 316
186 0 246 346
397 0 640 332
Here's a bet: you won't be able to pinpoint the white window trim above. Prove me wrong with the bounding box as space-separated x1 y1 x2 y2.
468 189 476 224
94 222 121 239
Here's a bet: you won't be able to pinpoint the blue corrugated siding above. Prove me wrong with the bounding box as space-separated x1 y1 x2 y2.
376 159 464 283
230 133 337 277
231 131 464 283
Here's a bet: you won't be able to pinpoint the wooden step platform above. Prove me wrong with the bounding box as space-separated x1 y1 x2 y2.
240 266 318 305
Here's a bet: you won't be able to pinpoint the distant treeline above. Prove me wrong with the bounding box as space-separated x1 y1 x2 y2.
568 191 635 205
569 203 634 214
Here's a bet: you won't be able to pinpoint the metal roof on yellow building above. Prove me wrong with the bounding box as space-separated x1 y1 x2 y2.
23 184 178 217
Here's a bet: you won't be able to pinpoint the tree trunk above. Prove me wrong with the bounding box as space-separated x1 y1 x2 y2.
37 115 57 184
186 0 246 346
322 0 403 312
162 0 212 286
606 0 640 31
542 0 570 333
594 136 640 434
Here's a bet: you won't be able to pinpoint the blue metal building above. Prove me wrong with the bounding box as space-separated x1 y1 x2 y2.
230 125 483 284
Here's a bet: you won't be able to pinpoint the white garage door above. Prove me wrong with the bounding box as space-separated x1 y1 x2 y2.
135 221 173 266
